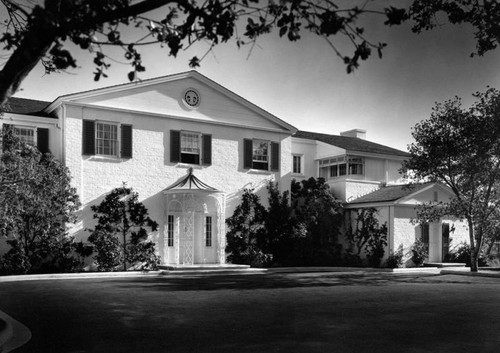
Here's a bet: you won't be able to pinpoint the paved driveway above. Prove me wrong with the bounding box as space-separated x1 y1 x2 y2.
1 272 500 353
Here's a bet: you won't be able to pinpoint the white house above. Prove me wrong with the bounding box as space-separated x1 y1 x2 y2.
0 71 468 266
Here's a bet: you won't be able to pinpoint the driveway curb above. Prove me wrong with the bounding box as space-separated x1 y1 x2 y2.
0 310 31 353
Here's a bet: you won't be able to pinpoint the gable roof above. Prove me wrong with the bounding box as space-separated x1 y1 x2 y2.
1 97 52 116
348 183 433 205
293 130 409 157
44 70 297 133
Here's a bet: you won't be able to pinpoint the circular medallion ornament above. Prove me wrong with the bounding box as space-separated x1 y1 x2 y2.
183 88 201 108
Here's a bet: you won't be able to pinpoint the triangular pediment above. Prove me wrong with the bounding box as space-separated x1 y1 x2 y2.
45 71 296 133
396 183 455 205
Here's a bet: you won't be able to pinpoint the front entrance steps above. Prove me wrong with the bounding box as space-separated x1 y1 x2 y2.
158 264 260 273
424 262 467 268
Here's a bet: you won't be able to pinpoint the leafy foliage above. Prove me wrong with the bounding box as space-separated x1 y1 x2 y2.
409 0 500 57
0 127 81 274
402 88 500 271
288 178 343 266
385 245 404 269
226 178 343 267
410 239 428 267
225 188 269 266
445 242 487 267
87 184 160 271
344 208 388 267
0 0 416 106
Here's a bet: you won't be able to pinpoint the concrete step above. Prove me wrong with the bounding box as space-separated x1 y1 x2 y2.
158 264 252 272
424 262 467 268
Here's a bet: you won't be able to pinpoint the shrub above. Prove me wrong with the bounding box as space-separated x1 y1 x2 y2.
410 239 428 267
446 242 487 267
385 245 404 268
87 185 159 271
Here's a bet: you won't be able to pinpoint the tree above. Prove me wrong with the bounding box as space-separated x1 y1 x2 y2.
1 1 498 107
225 188 269 266
402 88 500 272
87 184 160 271
0 0 417 107
344 207 388 267
0 126 81 274
290 177 343 264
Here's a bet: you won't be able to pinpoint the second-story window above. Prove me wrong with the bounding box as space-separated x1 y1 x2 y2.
243 139 280 171
319 155 364 178
181 132 200 164
170 130 212 166
2 124 50 154
96 122 118 157
14 127 36 146
82 120 133 158
252 140 269 170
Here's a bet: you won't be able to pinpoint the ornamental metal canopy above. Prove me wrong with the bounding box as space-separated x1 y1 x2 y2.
164 167 220 192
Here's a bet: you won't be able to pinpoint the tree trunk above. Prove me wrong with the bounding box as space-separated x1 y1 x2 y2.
0 0 177 106
0 9 58 107
467 216 478 272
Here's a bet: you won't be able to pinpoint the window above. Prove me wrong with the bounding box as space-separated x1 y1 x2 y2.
205 216 212 247
82 120 132 158
14 127 35 146
96 122 118 156
181 132 200 164
167 215 174 247
319 155 364 178
252 140 269 170
2 124 49 154
421 223 430 253
293 155 302 174
170 130 211 165
243 139 280 171
348 157 363 175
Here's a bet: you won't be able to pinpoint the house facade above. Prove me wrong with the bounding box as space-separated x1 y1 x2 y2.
0 71 469 266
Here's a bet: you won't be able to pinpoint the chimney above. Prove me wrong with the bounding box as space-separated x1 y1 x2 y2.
340 129 366 140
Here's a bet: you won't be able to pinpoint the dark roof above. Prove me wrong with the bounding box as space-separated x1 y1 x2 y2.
348 183 433 204
293 130 409 157
165 168 219 192
1 97 52 116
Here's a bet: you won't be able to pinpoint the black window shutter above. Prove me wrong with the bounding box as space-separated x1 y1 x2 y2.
82 120 95 155
202 134 212 165
243 139 253 169
121 124 133 158
170 130 180 163
271 141 280 171
37 128 50 154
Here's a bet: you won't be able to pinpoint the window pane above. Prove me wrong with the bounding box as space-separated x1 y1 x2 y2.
205 216 212 247
181 133 200 154
167 215 174 247
96 123 118 156
252 141 268 162
339 164 347 176
293 156 301 174
14 127 35 145
330 165 338 177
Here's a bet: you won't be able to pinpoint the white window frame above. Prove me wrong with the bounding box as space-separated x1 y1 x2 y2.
95 121 119 157
13 125 37 146
292 154 303 175
180 131 202 165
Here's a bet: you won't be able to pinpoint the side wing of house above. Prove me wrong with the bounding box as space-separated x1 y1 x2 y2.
292 131 409 202
347 183 470 264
